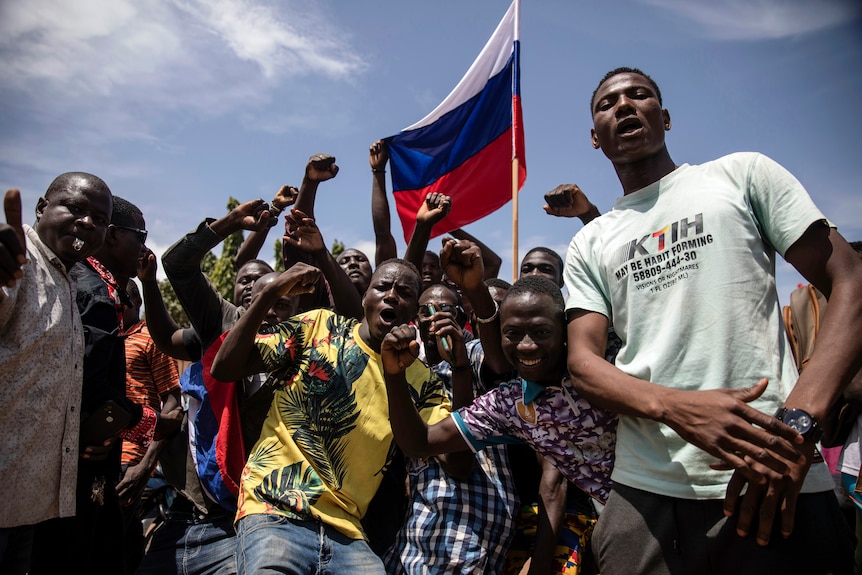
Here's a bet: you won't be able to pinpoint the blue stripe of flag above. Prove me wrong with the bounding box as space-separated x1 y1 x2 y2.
387 53 515 191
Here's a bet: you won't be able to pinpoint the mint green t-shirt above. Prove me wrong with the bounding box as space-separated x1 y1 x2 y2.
565 152 833 499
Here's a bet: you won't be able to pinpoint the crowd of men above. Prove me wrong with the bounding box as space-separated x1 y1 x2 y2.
2 66 862 575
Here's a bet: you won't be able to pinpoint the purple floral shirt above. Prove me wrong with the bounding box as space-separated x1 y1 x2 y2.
452 375 617 502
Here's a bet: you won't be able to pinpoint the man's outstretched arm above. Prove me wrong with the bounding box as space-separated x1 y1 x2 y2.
369 140 398 266
381 324 471 459
566 310 804 509
211 263 319 382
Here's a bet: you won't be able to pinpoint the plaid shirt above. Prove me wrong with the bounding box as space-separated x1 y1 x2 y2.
385 340 518 574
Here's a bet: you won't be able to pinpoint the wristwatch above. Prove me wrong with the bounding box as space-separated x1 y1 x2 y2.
774 407 823 443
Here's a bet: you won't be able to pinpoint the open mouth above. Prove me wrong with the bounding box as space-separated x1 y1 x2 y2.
379 308 397 324
617 117 642 135
519 357 542 367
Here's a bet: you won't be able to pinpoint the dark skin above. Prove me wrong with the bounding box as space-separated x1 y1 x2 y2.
234 184 298 272
519 251 563 288
369 140 398 266
568 70 862 545
94 212 148 288
336 248 372 295
542 183 601 222
283 208 362 319
404 192 450 286
210 263 322 381
381 291 567 459
115 290 183 507
439 237 511 376
1 181 112 286
415 286 476 479
137 249 191 360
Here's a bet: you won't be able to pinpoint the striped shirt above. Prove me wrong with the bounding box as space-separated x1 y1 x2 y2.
121 320 180 466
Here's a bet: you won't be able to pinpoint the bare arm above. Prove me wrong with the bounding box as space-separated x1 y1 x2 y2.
235 185 299 271
724 224 862 544
440 237 511 376
543 184 601 224
369 141 398 265
116 389 183 507
210 263 320 381
293 154 338 219
449 229 501 280
527 455 567 575
404 193 451 272
284 209 362 319
426 316 475 480
138 249 192 360
381 324 472 458
566 310 803 492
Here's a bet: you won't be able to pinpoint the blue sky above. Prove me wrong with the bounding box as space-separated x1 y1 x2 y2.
1 0 860 305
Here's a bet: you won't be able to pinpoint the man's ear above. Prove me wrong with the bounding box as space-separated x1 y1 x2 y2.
35 197 47 221
663 109 671 131
103 224 120 246
591 128 600 150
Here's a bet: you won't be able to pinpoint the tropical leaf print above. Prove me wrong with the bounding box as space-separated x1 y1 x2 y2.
407 370 445 411
254 461 324 517
247 438 282 473
260 320 307 388
276 345 363 489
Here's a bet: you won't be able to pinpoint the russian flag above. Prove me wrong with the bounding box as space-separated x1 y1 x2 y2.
386 0 526 242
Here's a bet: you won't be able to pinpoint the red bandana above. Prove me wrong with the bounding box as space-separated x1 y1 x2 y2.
86 256 127 336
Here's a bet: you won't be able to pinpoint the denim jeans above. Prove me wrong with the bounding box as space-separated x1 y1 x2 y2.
136 510 237 575
236 514 385 575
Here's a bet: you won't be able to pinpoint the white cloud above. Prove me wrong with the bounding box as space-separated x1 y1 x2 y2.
0 0 368 144
640 0 861 40
173 0 366 80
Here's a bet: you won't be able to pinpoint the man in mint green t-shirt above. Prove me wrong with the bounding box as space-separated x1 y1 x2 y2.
560 67 862 575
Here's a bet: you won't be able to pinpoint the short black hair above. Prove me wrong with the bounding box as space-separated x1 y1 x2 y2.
111 196 143 228
485 277 512 290
433 280 465 309
591 66 663 113
523 246 564 279
238 259 274 273
45 172 111 200
850 241 862 254
376 258 422 295
503 275 565 316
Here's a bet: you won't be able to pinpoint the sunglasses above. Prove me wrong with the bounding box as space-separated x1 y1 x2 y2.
114 225 148 244
418 303 460 319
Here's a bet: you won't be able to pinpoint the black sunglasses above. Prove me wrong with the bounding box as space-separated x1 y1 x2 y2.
418 303 460 319
114 225 148 244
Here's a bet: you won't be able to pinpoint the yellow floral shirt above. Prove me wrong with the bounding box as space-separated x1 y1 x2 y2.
240 309 450 539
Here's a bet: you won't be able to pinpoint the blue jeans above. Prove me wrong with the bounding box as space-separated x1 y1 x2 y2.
236 514 385 575
137 510 237 575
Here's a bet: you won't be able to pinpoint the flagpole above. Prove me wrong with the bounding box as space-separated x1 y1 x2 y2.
511 0 521 283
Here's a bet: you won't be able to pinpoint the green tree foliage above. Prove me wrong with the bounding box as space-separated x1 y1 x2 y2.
209 197 244 301
274 238 285 272
157 278 190 327
156 199 242 327
331 238 345 258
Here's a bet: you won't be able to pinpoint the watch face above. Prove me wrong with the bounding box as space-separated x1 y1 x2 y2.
784 409 813 434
